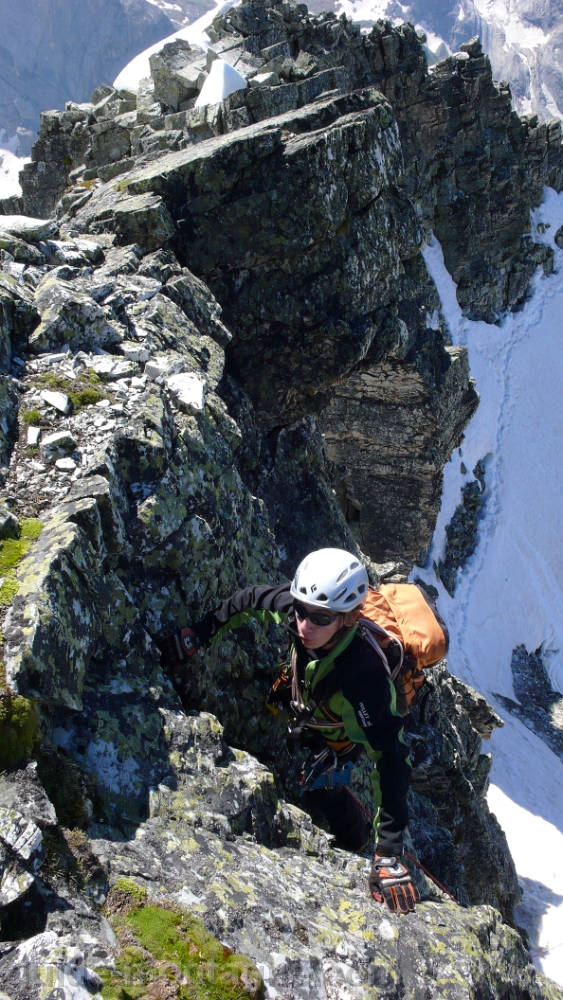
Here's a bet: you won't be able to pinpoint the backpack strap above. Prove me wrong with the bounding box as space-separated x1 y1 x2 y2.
286 658 350 754
286 631 370 755
357 618 405 681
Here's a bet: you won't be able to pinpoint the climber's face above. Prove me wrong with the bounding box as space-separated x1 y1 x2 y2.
294 602 343 649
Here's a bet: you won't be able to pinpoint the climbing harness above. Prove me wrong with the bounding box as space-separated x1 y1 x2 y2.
301 748 356 791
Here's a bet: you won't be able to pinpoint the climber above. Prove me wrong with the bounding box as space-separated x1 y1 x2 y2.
157 547 420 914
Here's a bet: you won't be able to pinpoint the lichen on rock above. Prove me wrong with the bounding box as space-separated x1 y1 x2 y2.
0 1 562 996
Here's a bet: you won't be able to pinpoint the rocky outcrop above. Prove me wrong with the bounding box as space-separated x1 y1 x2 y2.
18 1 563 561
0 205 556 1000
496 646 563 764
320 339 478 561
1 3 562 995
436 459 486 594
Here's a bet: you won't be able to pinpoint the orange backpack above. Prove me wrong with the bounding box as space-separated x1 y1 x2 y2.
358 583 449 716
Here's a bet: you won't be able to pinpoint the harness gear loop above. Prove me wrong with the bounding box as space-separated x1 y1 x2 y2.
301 750 356 791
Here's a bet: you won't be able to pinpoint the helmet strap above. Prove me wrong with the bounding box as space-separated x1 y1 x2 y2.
316 618 352 652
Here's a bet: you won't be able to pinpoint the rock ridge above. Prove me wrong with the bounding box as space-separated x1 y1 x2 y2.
0 2 562 996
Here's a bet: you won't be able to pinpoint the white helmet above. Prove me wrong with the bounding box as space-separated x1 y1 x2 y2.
290 548 369 612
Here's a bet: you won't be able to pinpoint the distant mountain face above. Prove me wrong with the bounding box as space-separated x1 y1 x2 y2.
312 0 563 120
0 0 212 156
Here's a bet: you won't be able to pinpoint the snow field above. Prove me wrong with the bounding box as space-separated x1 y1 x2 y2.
114 0 241 91
416 187 563 984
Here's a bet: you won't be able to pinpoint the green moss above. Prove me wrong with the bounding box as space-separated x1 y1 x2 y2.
101 904 263 1000
37 371 67 391
21 518 43 539
21 409 42 425
70 387 104 408
0 578 19 605
113 878 148 905
0 690 39 768
0 519 43 607
37 369 108 411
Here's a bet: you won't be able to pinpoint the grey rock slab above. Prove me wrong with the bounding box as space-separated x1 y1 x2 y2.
117 341 150 362
150 39 207 111
55 457 78 471
160 267 232 347
0 766 57 830
145 357 172 380
0 505 19 538
165 371 205 412
43 239 92 268
0 859 35 907
40 430 78 464
2 930 109 1000
27 426 41 446
31 275 123 354
250 71 281 87
0 216 58 242
85 354 139 380
0 807 43 864
40 390 71 414
3 517 107 711
84 192 176 253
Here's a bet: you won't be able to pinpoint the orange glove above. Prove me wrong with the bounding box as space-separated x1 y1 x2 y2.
369 855 420 914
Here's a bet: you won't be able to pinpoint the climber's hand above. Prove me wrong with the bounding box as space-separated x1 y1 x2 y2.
369 855 420 914
155 627 200 671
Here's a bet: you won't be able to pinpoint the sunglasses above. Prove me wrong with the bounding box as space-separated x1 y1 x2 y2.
293 600 341 627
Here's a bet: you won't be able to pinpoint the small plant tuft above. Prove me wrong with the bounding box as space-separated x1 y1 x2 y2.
42 826 107 891
21 409 42 425
37 368 109 411
108 878 149 913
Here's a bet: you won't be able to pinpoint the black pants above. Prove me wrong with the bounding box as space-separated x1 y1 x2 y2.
303 785 372 850
302 738 373 852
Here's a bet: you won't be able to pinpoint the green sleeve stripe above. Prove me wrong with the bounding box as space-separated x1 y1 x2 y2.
210 607 287 643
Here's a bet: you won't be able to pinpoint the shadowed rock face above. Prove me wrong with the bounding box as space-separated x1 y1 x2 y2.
1 3 563 995
22 0 559 558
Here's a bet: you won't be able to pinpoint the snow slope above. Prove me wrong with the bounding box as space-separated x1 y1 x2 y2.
416 187 563 984
114 0 240 89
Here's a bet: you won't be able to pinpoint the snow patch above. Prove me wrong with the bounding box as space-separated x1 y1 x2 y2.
336 0 402 26
541 81 563 121
416 187 563 984
0 148 29 201
195 57 247 107
114 0 241 91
